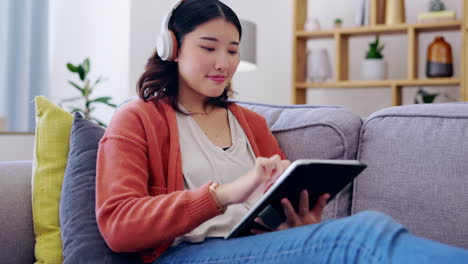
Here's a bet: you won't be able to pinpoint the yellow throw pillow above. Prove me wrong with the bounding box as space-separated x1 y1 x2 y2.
32 96 73 264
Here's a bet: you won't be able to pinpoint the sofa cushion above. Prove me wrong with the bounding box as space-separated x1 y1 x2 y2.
33 96 73 263
0 160 35 264
237 101 362 219
60 113 141 263
353 103 468 248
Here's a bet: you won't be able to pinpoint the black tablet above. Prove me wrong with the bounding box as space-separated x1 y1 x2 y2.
224 159 367 239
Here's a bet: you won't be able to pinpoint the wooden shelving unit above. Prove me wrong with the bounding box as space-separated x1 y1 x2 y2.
292 0 468 105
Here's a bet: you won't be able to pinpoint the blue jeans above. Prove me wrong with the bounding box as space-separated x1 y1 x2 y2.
153 211 468 264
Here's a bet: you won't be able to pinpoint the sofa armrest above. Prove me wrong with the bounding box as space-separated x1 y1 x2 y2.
0 160 35 263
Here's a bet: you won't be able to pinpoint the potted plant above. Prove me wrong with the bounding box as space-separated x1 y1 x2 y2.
361 35 387 80
334 18 343 28
414 88 454 104
60 58 116 127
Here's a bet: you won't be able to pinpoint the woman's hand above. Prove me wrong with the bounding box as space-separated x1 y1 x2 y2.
215 154 291 206
251 191 330 234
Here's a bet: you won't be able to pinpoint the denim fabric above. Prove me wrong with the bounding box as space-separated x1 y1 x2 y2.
153 211 468 264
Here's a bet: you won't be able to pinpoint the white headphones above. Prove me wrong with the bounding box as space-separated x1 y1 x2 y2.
156 0 184 61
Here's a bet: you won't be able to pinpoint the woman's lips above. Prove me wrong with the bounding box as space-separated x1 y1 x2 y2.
207 76 226 83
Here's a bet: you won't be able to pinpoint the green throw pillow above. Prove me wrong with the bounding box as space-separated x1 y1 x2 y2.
32 96 73 264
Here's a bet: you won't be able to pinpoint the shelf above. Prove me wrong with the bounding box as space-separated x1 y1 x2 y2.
296 20 463 39
292 0 467 105
296 78 461 89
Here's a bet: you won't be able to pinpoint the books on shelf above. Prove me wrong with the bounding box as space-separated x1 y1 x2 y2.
355 0 366 26
418 10 456 23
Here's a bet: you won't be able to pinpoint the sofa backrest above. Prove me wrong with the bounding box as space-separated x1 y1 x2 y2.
352 103 468 248
238 101 363 220
0 160 35 263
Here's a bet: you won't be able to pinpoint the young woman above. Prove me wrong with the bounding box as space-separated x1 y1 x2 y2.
96 0 468 263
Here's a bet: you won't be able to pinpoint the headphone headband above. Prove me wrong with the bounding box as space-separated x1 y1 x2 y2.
160 0 183 33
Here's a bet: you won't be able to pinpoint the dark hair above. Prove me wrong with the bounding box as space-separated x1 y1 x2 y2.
136 0 242 113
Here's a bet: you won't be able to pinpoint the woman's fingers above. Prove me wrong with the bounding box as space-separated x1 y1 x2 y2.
298 190 309 216
311 193 330 220
281 198 298 227
254 217 273 230
250 228 267 235
251 217 272 235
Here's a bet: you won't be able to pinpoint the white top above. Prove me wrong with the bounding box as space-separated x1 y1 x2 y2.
173 106 257 244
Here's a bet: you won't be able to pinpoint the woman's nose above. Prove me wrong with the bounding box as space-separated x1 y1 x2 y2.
215 53 230 71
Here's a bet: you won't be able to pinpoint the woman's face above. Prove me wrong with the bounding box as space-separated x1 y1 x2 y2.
176 18 240 100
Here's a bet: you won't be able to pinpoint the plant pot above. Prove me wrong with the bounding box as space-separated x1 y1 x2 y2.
361 59 387 80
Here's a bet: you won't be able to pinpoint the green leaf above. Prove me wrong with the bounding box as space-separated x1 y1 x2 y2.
366 35 384 59
104 102 117 108
59 96 82 104
77 66 86 81
415 89 439 104
83 58 90 75
94 76 107 86
423 94 439 103
67 63 78 73
89 97 117 108
68 81 84 94
90 96 112 103
83 81 92 97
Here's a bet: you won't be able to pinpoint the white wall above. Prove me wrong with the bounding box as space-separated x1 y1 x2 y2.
50 0 131 125
0 134 35 161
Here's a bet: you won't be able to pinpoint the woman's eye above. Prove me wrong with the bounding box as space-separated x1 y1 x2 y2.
201 46 215 52
229 51 238 55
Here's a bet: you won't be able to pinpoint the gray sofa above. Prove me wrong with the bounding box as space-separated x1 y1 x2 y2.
1 102 467 263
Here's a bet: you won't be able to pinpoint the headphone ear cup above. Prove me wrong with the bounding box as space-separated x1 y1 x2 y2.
156 30 168 60
167 31 178 61
156 30 177 61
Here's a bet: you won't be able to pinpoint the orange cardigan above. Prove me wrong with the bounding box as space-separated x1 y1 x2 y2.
96 98 286 263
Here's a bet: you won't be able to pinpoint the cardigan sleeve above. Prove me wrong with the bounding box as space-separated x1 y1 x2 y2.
95 104 222 253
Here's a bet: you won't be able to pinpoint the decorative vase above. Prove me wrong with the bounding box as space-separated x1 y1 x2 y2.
307 48 332 82
426 36 453 78
361 59 388 80
385 0 406 25
304 18 321 31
